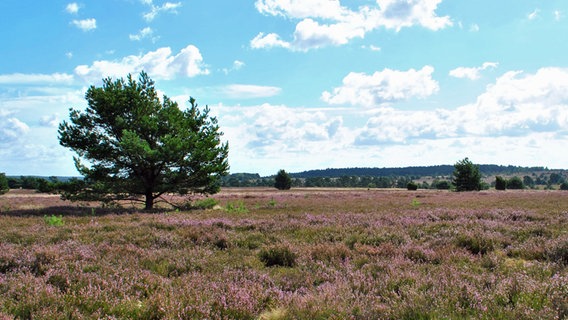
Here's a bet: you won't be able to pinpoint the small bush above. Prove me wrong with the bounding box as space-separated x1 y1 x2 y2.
547 239 568 266
407 182 418 190
495 176 507 190
259 246 296 267
192 198 219 210
44 215 64 227
225 201 248 214
456 234 496 255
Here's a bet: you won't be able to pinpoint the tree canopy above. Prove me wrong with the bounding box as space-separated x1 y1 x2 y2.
58 72 229 209
0 173 8 195
452 158 481 192
274 169 292 190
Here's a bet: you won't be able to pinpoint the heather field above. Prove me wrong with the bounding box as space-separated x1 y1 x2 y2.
0 189 567 319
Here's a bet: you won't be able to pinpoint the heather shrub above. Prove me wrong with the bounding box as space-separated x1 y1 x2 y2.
547 238 568 266
310 243 350 263
235 232 266 249
456 233 496 255
259 246 296 267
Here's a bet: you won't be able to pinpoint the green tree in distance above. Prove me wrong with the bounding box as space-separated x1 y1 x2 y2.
507 176 524 189
274 169 292 190
452 157 481 192
58 72 229 209
0 173 9 195
495 176 507 190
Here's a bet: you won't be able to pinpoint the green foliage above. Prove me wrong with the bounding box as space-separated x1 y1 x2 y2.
433 180 451 190
0 173 8 195
58 72 229 209
407 182 418 190
274 169 292 190
411 198 421 208
560 182 568 191
225 200 248 214
258 246 296 267
507 176 524 189
495 176 507 190
191 198 219 210
452 158 481 192
44 215 64 227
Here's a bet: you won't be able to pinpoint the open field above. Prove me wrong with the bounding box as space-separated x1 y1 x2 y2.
0 189 567 319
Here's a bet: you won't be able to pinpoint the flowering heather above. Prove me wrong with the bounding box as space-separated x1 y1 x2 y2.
0 188 567 319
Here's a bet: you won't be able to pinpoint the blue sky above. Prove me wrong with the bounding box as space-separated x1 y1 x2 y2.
1 0 568 176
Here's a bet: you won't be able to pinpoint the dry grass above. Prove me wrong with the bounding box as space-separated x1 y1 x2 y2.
0 188 567 319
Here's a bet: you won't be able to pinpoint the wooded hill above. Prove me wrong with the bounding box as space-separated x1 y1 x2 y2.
289 165 551 179
221 165 566 189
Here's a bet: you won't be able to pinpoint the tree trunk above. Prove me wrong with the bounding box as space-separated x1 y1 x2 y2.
144 189 154 210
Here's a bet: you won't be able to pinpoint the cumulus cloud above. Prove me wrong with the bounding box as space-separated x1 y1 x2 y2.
66 2 79 14
252 0 452 50
74 45 210 82
220 85 282 99
251 33 291 49
322 66 439 106
222 60 246 75
129 27 155 41
354 67 568 145
39 114 60 127
528 9 540 20
71 18 97 31
142 1 182 21
449 62 498 80
0 115 30 144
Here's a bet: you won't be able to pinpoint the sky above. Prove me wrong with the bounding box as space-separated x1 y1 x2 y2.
1 0 568 176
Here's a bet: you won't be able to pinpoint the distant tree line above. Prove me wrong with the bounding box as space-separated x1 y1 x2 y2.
494 173 567 190
3 167 566 194
290 165 549 179
220 165 567 190
221 174 454 189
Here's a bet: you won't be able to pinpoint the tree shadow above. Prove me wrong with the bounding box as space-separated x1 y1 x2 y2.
0 205 170 217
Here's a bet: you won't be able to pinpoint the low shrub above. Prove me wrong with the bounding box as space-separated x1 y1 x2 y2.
456 233 496 255
44 215 64 227
192 198 219 210
225 201 248 214
259 246 296 267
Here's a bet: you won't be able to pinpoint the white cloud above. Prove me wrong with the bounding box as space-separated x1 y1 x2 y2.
0 73 74 85
143 1 182 21
219 85 281 99
74 45 210 82
39 114 60 128
129 27 155 41
354 67 568 145
252 0 452 50
528 9 539 20
449 62 498 80
221 60 245 75
0 116 30 144
322 66 439 106
251 33 291 49
469 24 480 32
65 2 79 14
71 18 97 31
554 10 562 21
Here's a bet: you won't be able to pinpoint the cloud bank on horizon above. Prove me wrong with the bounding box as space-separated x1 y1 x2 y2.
1 0 567 176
